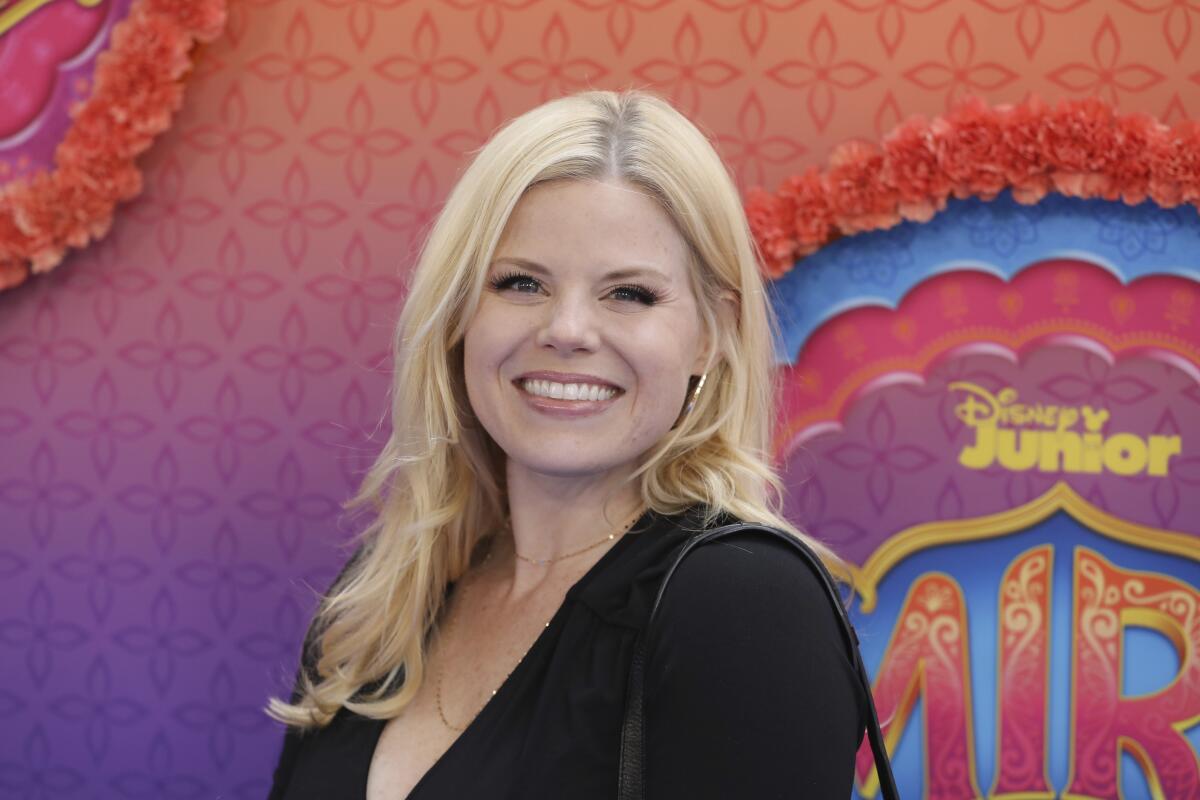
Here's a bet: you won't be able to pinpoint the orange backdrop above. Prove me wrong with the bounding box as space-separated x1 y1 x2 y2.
195 0 1199 240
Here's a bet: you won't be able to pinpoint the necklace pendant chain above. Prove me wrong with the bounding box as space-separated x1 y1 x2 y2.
513 509 640 565
434 504 647 731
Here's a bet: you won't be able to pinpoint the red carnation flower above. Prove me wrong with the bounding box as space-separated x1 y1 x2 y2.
825 140 900 234
0 0 225 284
779 168 835 255
1043 98 1120 199
1106 112 1158 205
1148 120 1200 208
932 98 1007 200
881 115 949 222
746 189 798 278
997 98 1052 205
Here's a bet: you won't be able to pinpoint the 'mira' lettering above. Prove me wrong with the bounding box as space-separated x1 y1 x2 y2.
856 546 1200 798
1066 548 1200 800
992 546 1054 798
855 574 982 799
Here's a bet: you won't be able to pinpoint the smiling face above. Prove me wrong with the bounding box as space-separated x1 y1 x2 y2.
462 178 710 486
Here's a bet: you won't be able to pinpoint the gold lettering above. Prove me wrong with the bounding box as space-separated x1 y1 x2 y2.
1081 405 1110 432
1147 436 1182 477
1103 433 1148 476
1057 407 1080 432
959 424 996 469
950 384 1181 479
950 381 1000 428
997 429 1039 471
1082 432 1104 473
1038 429 1082 472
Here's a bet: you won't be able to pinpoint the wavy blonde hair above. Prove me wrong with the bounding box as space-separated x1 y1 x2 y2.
266 89 842 730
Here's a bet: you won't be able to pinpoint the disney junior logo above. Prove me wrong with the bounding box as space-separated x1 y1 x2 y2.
950 382 1181 477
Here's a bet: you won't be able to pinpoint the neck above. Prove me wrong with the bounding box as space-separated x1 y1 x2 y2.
495 459 645 596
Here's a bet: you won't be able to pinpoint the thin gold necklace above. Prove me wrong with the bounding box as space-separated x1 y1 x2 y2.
434 505 647 731
511 505 647 565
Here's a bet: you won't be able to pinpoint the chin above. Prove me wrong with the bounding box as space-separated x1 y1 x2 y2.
513 452 628 479
500 437 650 479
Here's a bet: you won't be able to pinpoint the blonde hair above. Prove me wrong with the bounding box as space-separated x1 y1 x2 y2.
266 89 842 730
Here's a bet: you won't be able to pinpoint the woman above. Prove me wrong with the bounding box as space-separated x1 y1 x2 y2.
266 89 867 799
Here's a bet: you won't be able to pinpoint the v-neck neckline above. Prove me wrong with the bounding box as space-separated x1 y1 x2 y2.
366 507 658 800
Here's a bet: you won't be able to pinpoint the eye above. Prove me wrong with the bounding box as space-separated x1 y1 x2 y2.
489 270 663 306
489 270 542 294
609 283 662 306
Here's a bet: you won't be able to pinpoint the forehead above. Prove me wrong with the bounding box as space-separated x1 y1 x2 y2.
492 179 692 281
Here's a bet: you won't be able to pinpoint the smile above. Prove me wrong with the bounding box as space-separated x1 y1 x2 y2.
520 379 618 401
513 378 624 417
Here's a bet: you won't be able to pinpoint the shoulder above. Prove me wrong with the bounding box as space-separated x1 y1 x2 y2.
654 523 843 634
641 522 869 768
646 523 866 710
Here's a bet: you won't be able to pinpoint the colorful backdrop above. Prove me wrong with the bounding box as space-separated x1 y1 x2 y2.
769 193 1200 798
2 0 1199 797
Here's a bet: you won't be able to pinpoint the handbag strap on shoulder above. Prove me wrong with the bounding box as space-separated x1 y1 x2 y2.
617 522 901 799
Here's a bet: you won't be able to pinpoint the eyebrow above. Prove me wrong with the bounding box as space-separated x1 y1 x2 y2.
489 256 673 284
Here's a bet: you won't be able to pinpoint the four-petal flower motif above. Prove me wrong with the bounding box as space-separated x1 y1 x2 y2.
0 296 94 404
837 0 950 58
445 0 543 53
307 85 412 198
247 10 351 123
244 159 348 270
241 304 346 417
180 230 283 340
765 14 879 132
373 11 479 126
182 83 285 196
700 0 810 55
126 156 222 267
1046 14 1165 105
1117 0 1200 61
903 15 1019 108
501 13 610 101
632 14 742 116
716 89 807 190
972 0 1089 58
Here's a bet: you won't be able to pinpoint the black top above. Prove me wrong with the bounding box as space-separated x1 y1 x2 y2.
267 505 868 799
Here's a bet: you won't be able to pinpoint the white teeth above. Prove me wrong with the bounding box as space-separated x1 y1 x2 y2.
521 379 617 402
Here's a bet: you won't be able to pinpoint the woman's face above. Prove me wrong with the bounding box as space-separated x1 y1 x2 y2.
463 178 709 484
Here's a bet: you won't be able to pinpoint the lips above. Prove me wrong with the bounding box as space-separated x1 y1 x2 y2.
513 370 623 390
511 372 624 418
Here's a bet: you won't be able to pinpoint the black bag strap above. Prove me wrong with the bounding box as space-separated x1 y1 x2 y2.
617 522 900 799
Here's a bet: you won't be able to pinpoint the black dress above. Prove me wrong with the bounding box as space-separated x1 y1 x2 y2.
267 505 868 799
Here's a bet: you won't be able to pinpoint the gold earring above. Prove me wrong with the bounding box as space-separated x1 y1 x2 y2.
683 372 707 416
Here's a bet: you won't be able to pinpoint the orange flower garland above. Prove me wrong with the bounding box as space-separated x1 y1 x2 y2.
0 0 226 292
746 96 1200 279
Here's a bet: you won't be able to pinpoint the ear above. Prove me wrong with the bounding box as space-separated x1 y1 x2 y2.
692 289 738 374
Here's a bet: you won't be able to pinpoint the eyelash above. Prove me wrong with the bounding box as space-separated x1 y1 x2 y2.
488 270 663 306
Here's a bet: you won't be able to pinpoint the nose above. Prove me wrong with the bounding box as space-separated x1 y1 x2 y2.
534 294 600 353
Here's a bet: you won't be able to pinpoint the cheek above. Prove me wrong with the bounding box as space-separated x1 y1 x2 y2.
629 317 701 376
625 325 697 409
465 306 516 371
462 314 504 413
462 304 536 423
